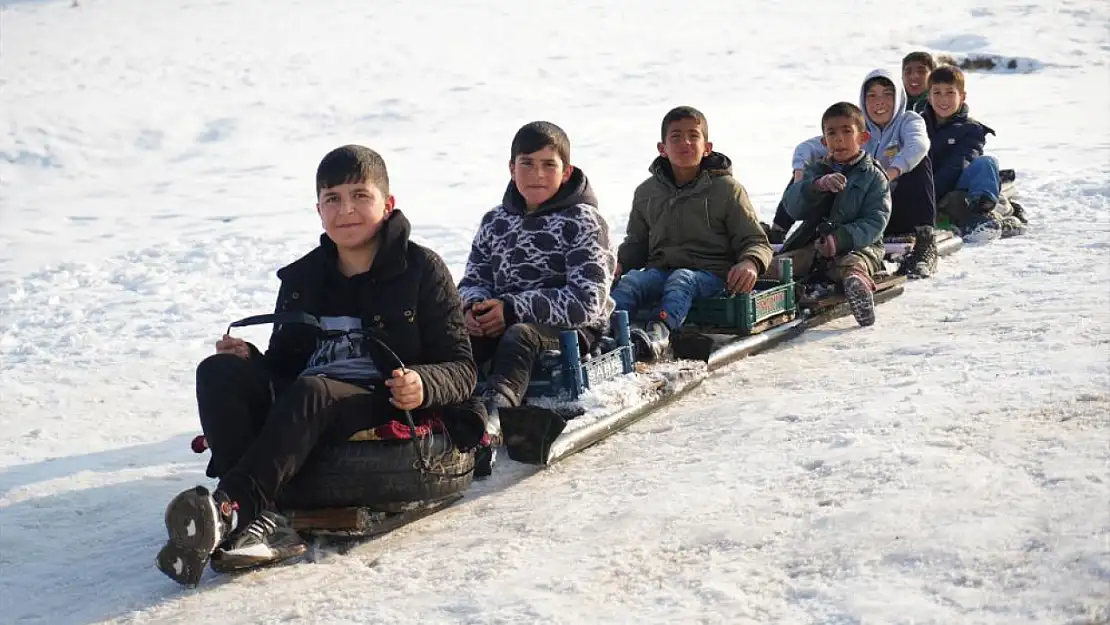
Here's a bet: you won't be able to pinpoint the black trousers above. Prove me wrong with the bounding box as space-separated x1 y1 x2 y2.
886 154 936 235
771 155 937 237
470 323 598 406
195 353 388 522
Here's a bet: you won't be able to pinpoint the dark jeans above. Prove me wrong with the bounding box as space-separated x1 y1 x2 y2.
471 323 598 406
771 155 937 236
196 354 389 522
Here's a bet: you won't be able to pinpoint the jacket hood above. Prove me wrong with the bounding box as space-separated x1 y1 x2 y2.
501 166 598 217
860 68 908 133
648 151 733 187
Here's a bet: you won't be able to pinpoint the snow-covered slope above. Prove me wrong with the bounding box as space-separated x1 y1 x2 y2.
1 0 1107 623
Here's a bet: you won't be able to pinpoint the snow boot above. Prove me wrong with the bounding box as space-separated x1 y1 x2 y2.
630 320 671 362
843 272 876 327
1009 198 1029 224
209 510 307 574
958 196 1003 242
156 485 236 587
897 226 938 279
474 388 512 478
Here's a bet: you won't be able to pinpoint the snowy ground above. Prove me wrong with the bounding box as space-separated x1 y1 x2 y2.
2 0 1109 623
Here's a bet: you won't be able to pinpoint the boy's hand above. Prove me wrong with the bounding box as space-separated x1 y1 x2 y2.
726 260 759 294
464 308 483 337
215 334 250 359
814 173 847 193
385 368 424 411
614 262 623 278
815 233 839 258
792 169 804 183
473 299 507 337
885 167 901 182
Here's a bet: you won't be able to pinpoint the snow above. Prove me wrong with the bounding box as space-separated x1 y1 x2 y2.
1 0 1108 623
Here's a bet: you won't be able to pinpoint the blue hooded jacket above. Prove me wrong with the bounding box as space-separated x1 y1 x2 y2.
791 69 930 177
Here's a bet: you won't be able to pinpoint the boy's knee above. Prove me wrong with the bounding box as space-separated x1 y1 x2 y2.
665 268 698 286
196 353 252 386
285 374 329 399
613 268 655 296
502 323 545 348
833 253 872 280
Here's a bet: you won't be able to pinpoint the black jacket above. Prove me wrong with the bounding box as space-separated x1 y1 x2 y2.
922 103 996 199
252 210 486 449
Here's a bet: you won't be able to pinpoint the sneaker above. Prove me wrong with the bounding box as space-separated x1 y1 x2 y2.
842 273 876 327
897 226 938 279
209 511 307 573
155 486 236 587
959 213 1002 243
999 215 1027 239
630 320 671 362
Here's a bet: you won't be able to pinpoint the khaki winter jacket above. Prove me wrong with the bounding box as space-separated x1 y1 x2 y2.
616 153 773 279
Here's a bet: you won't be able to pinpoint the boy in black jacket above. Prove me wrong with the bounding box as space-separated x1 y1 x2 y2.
156 145 484 587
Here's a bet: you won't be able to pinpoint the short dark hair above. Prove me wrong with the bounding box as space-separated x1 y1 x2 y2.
902 51 936 71
660 106 709 141
863 75 896 93
315 145 389 196
928 65 966 92
510 121 570 165
821 102 867 133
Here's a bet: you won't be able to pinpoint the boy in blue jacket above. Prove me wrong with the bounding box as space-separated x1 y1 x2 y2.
924 65 1026 241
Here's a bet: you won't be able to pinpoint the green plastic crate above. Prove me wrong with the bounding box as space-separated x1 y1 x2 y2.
684 258 796 333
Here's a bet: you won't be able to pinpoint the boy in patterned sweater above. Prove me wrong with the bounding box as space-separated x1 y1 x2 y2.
458 121 616 473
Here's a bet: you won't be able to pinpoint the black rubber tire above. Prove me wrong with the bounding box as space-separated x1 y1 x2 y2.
275 434 474 510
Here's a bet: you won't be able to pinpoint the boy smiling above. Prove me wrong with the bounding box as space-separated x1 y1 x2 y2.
612 106 772 360
922 65 1024 241
458 121 615 475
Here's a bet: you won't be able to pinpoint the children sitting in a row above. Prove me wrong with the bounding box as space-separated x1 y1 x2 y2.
158 58 1031 582
769 65 936 279
457 60 1030 471
772 53 1026 269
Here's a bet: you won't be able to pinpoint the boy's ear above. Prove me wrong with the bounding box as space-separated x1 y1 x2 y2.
384 195 396 214
508 160 516 180
860 130 872 144
820 136 828 148
703 141 713 157
561 164 574 183
959 91 967 105
656 141 667 157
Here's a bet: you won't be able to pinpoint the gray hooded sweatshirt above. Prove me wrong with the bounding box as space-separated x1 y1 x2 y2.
791 69 930 176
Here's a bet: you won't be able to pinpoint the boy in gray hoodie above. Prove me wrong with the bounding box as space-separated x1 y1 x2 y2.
771 69 938 278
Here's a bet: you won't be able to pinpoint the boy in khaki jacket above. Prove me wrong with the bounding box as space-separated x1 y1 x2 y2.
614 106 773 360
